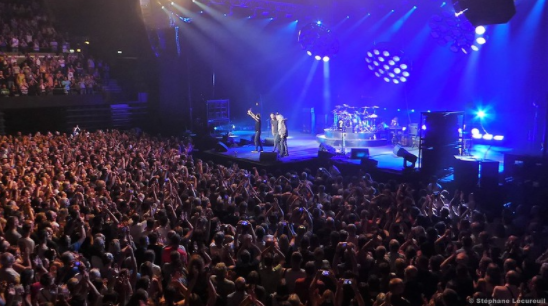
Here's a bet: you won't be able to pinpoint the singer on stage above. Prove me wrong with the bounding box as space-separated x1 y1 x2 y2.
247 109 264 152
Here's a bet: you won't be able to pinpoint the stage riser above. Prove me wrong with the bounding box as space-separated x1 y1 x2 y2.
317 136 388 148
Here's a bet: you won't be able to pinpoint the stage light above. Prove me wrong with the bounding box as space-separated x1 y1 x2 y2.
161 6 165 9
476 37 486 44
171 1 174 4
366 44 410 85
402 71 410 77
476 110 486 119
429 10 477 53
421 124 427 130
322 56 330 62
471 128 480 135
411 109 415 112
375 72 381 77
483 134 493 140
317 21 322 25
402 127 407 131
307 51 312 56
475 26 486 34
76 49 81 53
299 22 339 60
117 50 122 54
471 45 479 51
69 49 74 53
394 145 418 169
368 65 374 70
458 128 462 133
494 135 504 141
472 133 482 139
84 41 90 45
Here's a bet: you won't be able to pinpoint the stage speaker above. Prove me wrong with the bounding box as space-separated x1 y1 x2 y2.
480 160 499 190
453 0 516 26
454 157 479 194
319 143 337 154
259 152 278 162
351 148 370 159
215 141 229 152
393 145 417 168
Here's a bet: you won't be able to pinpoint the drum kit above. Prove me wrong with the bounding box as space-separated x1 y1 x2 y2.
332 104 379 133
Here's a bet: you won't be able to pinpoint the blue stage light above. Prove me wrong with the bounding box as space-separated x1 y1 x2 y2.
494 135 504 141
475 26 486 35
471 128 480 135
317 21 322 25
315 55 322 60
421 124 427 130
483 134 493 140
306 51 312 56
476 110 486 119
322 56 330 62
476 37 486 45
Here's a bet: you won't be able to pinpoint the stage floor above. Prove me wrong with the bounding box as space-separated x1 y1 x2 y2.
205 131 509 174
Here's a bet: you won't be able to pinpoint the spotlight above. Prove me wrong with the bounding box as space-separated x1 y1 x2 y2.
76 48 81 53
493 135 504 141
117 50 122 54
471 45 479 51
314 55 322 60
84 41 90 45
471 128 480 135
476 110 486 119
347 16 350 19
161 5 165 9
421 124 427 130
393 145 418 169
322 56 330 62
69 49 74 53
472 133 482 139
476 37 486 45
171 1 174 4
365 44 409 85
475 26 486 35
306 51 312 56
402 71 410 77
299 23 339 60
482 134 493 140
317 21 322 25
402 127 407 131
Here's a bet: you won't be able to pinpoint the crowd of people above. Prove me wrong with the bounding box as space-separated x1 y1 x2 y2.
0 0 110 97
0 53 108 97
0 129 546 306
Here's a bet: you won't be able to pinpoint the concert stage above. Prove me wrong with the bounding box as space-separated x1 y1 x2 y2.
197 131 509 181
